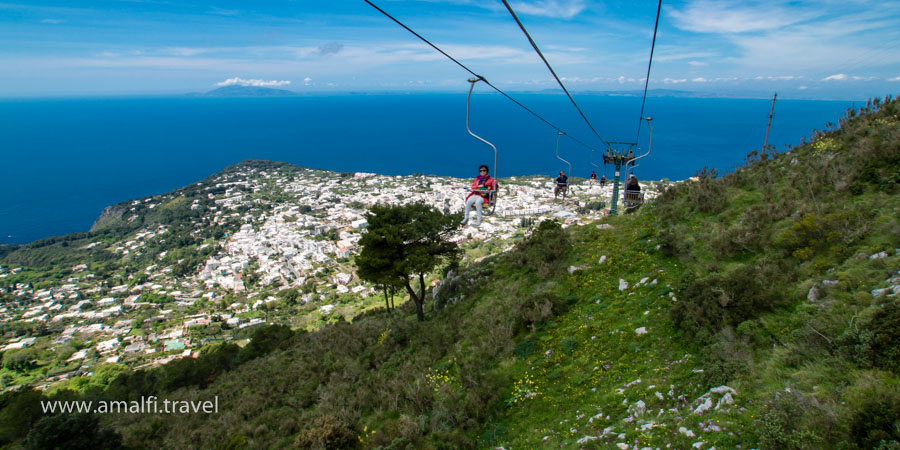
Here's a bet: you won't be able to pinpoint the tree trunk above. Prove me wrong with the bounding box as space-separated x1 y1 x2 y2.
383 286 391 313
405 282 425 322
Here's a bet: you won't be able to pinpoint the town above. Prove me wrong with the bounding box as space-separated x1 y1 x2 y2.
0 162 665 391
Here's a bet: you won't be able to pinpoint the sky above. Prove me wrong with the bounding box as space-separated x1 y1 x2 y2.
1 0 899 99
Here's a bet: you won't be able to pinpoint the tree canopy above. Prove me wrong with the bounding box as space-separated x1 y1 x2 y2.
356 203 460 321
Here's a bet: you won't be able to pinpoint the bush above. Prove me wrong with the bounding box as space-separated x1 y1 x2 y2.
294 414 358 449
839 301 900 373
507 220 570 279
848 387 900 448
24 413 124 450
757 392 826 450
671 264 781 338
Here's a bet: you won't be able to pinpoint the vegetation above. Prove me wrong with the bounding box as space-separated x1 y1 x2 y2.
0 99 897 448
356 203 461 322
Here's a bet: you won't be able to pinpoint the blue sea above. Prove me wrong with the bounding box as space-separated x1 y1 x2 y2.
0 94 859 245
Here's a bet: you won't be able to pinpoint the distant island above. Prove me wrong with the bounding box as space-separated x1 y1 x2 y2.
187 85 298 97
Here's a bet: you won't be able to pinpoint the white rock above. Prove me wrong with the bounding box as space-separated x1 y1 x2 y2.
619 279 629 291
715 393 734 410
635 327 648 335
628 400 647 417
656 391 665 400
599 255 607 264
617 444 629 450
577 436 599 444
807 286 820 303
649 279 658 286
822 279 839 287
692 442 705 449
693 398 713 415
639 277 650 285
679 427 695 437
597 224 614 230
710 386 737 395
870 251 889 260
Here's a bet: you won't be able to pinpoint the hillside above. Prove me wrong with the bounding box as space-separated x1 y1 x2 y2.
0 97 897 449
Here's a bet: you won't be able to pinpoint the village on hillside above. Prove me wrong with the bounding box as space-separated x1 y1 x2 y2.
0 164 667 391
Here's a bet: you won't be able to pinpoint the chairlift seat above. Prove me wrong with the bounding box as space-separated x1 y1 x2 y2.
623 189 644 208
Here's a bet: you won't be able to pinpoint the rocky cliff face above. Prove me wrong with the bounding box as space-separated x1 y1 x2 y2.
90 204 128 231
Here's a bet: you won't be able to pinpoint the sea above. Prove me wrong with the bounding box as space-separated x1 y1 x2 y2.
0 93 860 245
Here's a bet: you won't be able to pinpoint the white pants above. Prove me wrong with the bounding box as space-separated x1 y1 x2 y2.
462 195 485 225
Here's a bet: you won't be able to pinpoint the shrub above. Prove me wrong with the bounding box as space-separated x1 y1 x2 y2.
839 301 900 373
294 414 358 449
510 289 567 334
757 392 826 450
24 413 124 450
507 220 570 279
848 387 900 449
670 264 781 338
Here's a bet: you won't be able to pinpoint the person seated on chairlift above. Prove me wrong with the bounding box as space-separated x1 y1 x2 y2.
554 171 568 199
589 171 597 184
626 174 641 192
600 175 607 186
461 164 496 227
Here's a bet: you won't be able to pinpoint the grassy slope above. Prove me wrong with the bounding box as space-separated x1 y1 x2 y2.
100 99 899 449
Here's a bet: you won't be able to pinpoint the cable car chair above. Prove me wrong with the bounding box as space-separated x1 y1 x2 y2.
554 132 573 199
465 77 498 215
622 117 653 210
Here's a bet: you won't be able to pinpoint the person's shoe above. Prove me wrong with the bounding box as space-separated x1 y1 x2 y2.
475 221 482 227
460 219 467 226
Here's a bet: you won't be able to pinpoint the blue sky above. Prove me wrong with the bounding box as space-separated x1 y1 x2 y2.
1 0 899 99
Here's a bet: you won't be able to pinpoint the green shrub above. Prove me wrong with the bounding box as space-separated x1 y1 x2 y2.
758 392 829 450
294 414 358 449
848 387 900 448
671 264 781 338
507 220 570 278
839 301 900 373
24 413 123 450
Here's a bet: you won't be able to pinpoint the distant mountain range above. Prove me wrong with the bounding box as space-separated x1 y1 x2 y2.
187 85 298 97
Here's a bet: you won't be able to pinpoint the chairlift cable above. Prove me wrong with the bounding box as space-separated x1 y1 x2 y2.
501 0 609 147
363 0 596 152
634 0 662 145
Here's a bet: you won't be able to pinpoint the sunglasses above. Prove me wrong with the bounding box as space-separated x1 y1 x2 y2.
479 169 488 172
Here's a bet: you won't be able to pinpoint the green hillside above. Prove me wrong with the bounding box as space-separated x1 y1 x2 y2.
2 97 898 449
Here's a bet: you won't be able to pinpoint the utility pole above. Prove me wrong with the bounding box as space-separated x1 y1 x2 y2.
762 92 777 157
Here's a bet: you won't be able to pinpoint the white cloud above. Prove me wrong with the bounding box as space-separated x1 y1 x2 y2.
889 76 900 82
215 77 290 87
304 77 312 86
663 77 688 84
688 61 708 67
40 19 64 24
668 0 814 34
692 77 707 82
506 0 587 19
824 73 848 81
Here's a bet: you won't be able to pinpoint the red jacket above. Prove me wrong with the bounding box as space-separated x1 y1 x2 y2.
467 175 496 204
